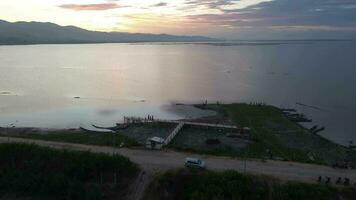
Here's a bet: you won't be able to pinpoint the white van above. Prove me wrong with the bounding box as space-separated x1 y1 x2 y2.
185 157 206 169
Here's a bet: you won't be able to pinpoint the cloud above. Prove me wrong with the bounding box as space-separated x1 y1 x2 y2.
175 0 356 39
184 0 234 8
57 0 356 38
151 2 168 7
183 0 271 10
184 0 356 30
59 3 123 11
269 25 356 32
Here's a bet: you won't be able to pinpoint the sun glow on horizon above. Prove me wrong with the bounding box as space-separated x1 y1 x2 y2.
1 0 356 39
0 0 272 35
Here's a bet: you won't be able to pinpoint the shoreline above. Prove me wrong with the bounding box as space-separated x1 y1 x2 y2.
0 102 352 149
1 102 355 168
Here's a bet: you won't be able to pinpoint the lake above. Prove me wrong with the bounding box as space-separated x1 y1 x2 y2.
0 41 355 145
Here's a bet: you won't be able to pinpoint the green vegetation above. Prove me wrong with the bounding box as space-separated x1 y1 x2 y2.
169 103 315 162
222 103 353 165
0 143 139 199
144 169 356 200
168 103 356 166
1 131 139 147
120 122 177 144
222 103 312 162
170 103 353 166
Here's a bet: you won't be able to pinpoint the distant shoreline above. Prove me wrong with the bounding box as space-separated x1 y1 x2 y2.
1 39 356 46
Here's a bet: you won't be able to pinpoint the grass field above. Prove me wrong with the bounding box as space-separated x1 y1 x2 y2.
0 131 139 148
0 143 139 199
222 103 353 166
144 169 356 200
222 103 313 162
170 103 354 167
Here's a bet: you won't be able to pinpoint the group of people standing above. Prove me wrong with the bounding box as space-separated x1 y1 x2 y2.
318 176 351 186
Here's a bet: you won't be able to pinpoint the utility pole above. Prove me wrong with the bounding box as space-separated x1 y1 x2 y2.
112 132 116 155
6 123 14 142
244 158 246 174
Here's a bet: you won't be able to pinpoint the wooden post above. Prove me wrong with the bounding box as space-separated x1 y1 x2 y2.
100 172 103 184
114 173 117 184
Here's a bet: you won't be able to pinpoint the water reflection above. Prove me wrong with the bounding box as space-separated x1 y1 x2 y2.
0 42 355 145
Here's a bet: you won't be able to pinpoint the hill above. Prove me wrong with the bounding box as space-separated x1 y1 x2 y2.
0 19 215 45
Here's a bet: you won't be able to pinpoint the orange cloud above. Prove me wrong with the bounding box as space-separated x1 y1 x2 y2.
59 3 122 11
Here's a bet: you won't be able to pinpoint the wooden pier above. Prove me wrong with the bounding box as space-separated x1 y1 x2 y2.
155 119 238 129
164 122 185 145
123 116 240 146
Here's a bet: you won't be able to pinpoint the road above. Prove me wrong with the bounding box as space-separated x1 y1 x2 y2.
1 136 355 186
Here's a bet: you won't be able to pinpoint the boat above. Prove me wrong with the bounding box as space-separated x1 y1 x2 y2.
80 126 115 133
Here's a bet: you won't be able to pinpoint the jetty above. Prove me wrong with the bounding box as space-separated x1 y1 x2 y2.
123 116 241 148
164 122 185 145
154 119 238 129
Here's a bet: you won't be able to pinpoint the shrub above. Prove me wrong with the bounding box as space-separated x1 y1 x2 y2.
0 143 139 199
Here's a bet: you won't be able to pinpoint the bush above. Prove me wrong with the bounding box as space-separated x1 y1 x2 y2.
0 143 139 199
144 169 356 200
272 183 338 200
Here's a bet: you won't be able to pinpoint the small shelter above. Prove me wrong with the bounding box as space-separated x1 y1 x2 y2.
242 127 251 134
146 136 165 150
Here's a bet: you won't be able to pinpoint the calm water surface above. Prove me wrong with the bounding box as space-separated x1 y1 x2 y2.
0 42 355 145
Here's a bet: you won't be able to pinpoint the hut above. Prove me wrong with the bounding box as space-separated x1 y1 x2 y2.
146 136 165 150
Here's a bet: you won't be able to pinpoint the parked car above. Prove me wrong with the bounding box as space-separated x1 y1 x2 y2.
185 157 206 169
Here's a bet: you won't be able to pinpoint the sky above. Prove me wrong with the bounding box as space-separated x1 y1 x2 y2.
1 0 356 39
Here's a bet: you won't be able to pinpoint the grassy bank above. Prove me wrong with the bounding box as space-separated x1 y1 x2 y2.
0 131 139 148
144 169 356 200
0 143 139 199
171 103 354 166
222 103 353 166
222 103 314 162
2 103 354 167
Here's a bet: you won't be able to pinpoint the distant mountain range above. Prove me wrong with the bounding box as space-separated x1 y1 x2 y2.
0 20 216 45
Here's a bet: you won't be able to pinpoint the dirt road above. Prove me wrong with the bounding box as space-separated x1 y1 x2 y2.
1 136 355 185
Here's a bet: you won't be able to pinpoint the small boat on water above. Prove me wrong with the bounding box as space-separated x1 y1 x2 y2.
115 123 129 130
349 145 356 150
348 141 356 150
92 124 117 130
280 108 297 112
91 123 129 131
80 125 115 133
309 125 325 134
283 111 312 123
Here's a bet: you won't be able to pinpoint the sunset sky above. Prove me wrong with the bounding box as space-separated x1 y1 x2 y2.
1 0 356 39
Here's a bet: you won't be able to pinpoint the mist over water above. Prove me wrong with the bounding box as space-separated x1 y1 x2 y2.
0 42 355 145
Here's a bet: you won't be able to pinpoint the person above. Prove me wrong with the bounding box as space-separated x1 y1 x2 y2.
318 176 322 183
325 176 330 184
336 177 342 184
344 178 350 186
